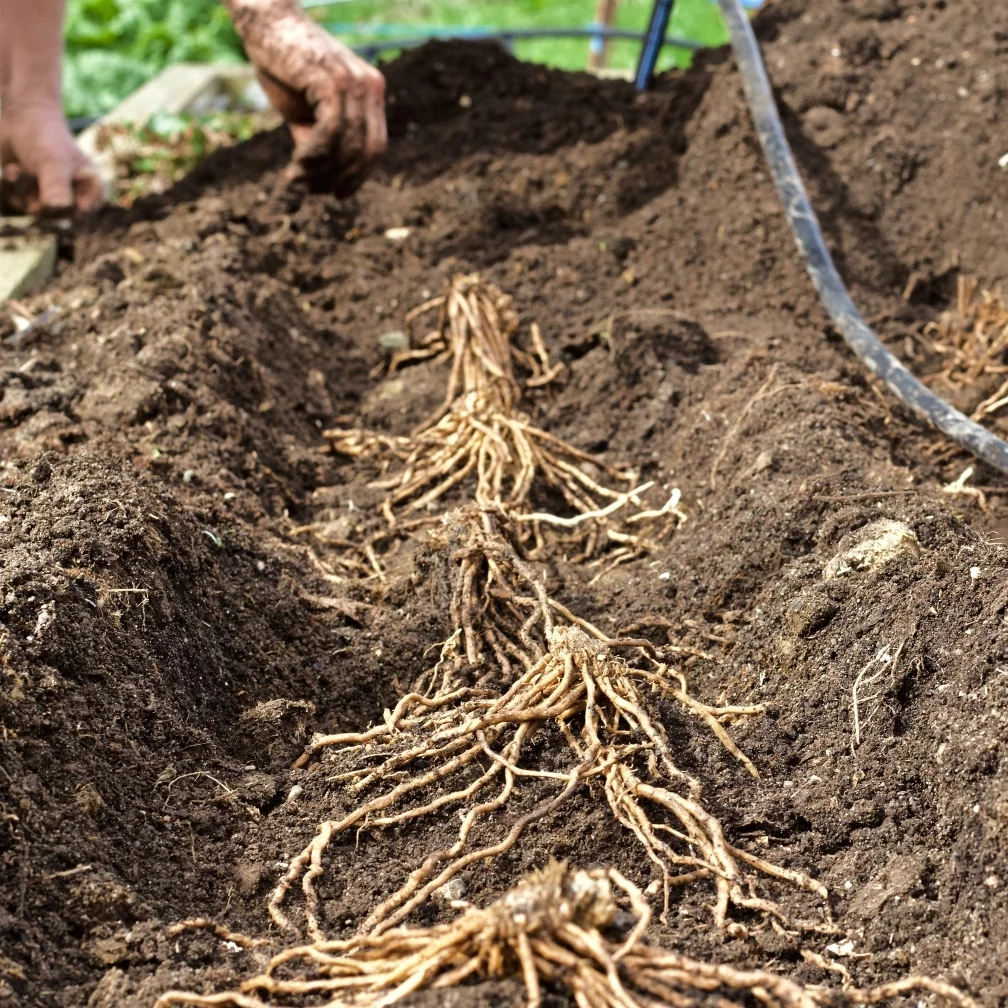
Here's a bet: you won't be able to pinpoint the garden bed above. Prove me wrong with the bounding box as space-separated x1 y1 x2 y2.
2 0 1008 1005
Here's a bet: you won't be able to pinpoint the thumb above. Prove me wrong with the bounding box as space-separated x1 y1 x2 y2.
33 161 74 214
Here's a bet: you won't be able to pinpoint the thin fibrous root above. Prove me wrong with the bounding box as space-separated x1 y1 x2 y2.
326 387 636 524
270 623 821 942
156 862 975 1008
166 919 272 949
925 277 1008 407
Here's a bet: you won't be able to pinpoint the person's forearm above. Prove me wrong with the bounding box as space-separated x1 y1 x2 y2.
0 0 66 110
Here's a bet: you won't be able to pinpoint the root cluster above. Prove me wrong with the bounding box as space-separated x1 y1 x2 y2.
928 275 1008 419
271 594 816 943
158 274 978 1008
331 387 634 521
157 862 974 1008
323 274 681 563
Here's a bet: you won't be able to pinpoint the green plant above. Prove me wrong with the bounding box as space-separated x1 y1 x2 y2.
93 109 275 205
64 0 244 118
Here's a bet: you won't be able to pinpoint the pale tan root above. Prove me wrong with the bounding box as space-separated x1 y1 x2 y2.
156 863 976 1008
269 619 822 943
166 919 271 949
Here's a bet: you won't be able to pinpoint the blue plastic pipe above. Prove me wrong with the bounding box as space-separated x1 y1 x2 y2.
634 0 675 90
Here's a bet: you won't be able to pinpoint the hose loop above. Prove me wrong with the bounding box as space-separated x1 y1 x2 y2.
716 0 1008 474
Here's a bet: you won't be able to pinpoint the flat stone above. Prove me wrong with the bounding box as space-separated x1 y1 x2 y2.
0 220 58 304
848 853 925 918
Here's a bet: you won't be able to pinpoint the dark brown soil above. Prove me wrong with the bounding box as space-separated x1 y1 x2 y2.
3 0 1008 1005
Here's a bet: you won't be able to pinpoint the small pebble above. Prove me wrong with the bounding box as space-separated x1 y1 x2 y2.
379 330 409 351
435 878 467 902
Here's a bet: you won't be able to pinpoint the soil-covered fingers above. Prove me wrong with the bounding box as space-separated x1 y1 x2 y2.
334 64 386 174
0 111 104 216
239 8 387 194
62 159 104 215
289 61 386 193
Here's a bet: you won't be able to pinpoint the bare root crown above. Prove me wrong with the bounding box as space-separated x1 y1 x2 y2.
415 505 553 687
156 862 976 1008
269 583 820 944
322 274 684 568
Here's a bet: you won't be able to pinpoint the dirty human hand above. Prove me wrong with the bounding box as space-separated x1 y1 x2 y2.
224 0 387 193
0 105 103 215
0 0 103 215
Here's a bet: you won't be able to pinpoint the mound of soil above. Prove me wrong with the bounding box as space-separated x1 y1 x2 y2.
2 0 1008 1005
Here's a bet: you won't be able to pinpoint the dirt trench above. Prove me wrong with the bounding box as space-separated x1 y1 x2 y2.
2 0 1008 1005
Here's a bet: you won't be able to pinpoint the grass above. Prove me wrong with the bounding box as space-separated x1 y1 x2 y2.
63 0 728 119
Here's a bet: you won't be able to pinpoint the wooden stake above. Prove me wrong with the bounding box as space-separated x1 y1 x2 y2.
587 0 621 71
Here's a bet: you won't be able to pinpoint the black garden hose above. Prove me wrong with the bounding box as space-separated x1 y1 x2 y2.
715 0 1008 474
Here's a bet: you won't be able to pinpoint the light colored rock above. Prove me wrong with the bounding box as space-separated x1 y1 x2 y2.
823 518 920 580
379 330 409 351
434 878 467 904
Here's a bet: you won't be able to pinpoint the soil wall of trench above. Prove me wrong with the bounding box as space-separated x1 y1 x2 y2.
2 0 1008 1004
